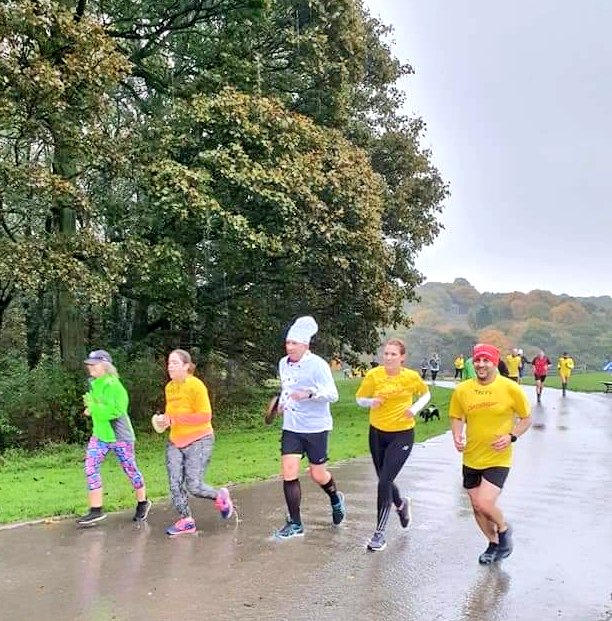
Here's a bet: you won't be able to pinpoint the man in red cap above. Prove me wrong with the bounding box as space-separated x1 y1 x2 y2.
449 343 532 564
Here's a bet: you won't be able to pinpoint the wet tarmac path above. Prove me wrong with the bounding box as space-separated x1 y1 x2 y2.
1 385 611 621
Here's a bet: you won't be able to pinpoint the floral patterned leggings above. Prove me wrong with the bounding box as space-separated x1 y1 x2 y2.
85 436 145 491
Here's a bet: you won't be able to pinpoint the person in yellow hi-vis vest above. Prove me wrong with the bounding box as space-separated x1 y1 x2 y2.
454 355 465 381
557 352 575 397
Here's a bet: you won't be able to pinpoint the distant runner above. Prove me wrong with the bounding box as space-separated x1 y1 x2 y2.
557 352 575 397
420 357 429 380
518 348 529 380
463 356 476 380
429 354 440 384
505 349 521 383
531 350 552 404
454 355 465 381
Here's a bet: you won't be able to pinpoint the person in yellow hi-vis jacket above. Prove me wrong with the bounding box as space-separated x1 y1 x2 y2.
557 352 575 397
454 355 465 381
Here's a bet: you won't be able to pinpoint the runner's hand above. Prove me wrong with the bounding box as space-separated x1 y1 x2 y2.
491 434 511 450
289 390 312 401
371 397 384 409
405 409 415 419
453 434 465 452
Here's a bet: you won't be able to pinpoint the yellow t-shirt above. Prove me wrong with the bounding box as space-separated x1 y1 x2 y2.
356 366 428 432
449 375 530 469
454 357 464 370
557 357 575 377
165 376 213 448
505 354 521 378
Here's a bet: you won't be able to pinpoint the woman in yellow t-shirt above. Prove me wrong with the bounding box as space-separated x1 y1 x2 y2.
355 339 431 551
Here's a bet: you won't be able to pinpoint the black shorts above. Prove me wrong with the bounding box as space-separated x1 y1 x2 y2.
281 430 329 465
462 465 510 490
534 374 547 382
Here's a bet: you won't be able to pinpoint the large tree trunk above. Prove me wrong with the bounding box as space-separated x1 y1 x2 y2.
53 143 85 371
0 293 12 335
131 299 150 343
24 297 43 369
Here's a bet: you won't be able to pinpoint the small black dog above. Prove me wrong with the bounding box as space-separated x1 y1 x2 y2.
420 405 440 423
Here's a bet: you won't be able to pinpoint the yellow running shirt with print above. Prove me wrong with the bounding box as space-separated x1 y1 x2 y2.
356 366 428 432
449 375 530 469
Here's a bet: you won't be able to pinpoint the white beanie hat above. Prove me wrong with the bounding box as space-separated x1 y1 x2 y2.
286 316 318 344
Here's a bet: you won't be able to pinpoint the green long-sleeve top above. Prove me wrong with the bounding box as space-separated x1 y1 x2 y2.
84 374 135 443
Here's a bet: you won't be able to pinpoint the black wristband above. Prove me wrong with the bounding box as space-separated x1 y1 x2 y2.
510 434 517 443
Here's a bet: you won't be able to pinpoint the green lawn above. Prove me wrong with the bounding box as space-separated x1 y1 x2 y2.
0 379 452 525
519 371 612 392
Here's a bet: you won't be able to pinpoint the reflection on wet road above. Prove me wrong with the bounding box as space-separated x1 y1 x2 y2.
1 386 611 621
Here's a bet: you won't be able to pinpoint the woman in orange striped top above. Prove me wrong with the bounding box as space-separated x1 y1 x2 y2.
159 349 234 536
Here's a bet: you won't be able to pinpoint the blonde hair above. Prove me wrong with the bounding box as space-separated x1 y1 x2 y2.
385 339 406 355
99 361 118 376
169 349 196 374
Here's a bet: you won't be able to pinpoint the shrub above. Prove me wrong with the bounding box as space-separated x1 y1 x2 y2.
115 354 167 428
0 356 87 450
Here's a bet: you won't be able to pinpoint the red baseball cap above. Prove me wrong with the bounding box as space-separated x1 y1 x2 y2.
472 343 500 366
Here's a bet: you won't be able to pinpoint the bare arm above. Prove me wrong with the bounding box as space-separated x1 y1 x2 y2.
450 417 465 452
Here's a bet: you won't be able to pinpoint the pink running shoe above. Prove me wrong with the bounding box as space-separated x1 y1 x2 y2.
166 517 196 536
214 487 234 520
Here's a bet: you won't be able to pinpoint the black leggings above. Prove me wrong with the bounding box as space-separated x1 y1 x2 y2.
369 426 415 533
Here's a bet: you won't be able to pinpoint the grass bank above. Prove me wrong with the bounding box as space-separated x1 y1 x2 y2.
519 371 612 392
0 379 452 525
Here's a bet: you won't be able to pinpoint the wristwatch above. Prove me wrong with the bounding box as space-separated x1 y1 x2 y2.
510 434 517 443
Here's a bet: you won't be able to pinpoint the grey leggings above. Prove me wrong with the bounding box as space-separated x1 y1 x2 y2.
166 435 218 518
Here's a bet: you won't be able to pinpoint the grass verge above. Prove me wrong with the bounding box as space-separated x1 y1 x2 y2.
0 379 452 525
519 371 612 392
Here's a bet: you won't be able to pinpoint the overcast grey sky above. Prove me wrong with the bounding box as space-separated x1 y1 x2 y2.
366 0 612 297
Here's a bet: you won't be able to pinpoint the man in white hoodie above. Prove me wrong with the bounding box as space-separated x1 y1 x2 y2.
273 316 346 539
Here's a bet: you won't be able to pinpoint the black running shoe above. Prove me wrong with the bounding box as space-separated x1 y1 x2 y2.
76 509 107 527
133 499 152 521
397 497 412 529
478 542 498 565
495 524 513 560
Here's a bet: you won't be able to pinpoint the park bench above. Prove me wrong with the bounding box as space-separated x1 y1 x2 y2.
603 381 612 394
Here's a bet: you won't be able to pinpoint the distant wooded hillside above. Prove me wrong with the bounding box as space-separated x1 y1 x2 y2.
387 278 612 372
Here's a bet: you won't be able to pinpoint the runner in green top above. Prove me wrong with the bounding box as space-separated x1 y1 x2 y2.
76 350 151 527
85 372 134 443
463 356 476 380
